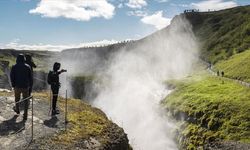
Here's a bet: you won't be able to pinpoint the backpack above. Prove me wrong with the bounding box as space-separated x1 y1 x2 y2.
47 71 57 85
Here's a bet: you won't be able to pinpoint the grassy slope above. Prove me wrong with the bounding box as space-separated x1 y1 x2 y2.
165 7 250 148
184 5 250 64
163 74 250 149
215 49 250 82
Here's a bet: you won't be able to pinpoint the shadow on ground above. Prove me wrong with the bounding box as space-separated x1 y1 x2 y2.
0 115 26 136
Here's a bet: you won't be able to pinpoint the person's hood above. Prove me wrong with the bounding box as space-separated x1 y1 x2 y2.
53 62 60 71
16 54 25 64
25 54 32 63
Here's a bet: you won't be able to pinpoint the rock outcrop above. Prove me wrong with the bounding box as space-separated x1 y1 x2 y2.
0 91 130 150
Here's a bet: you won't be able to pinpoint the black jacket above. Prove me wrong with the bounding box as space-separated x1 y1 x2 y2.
49 71 61 88
10 55 32 88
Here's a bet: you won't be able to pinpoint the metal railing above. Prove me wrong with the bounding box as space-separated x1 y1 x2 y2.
1 75 69 147
2 89 69 146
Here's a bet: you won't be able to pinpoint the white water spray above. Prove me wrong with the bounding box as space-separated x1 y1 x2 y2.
60 16 198 150
93 17 198 150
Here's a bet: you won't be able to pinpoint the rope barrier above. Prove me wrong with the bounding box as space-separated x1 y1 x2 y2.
15 96 33 104
34 77 47 84
1 73 69 146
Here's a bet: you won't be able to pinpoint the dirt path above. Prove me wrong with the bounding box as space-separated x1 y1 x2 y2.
0 95 65 150
207 67 250 87
201 60 250 88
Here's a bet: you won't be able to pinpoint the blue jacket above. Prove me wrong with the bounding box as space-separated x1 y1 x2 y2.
10 55 32 88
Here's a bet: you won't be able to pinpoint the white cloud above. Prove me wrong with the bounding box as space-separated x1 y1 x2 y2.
1 39 120 51
191 0 238 11
127 10 148 17
126 0 147 9
29 0 115 21
155 0 169 3
141 11 171 30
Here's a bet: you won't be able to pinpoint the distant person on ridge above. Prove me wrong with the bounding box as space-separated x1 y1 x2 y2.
25 54 37 96
47 62 66 116
221 71 224 77
10 54 32 121
217 70 220 76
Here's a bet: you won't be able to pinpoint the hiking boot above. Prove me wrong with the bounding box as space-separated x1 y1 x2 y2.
51 107 60 116
13 106 20 115
51 110 57 116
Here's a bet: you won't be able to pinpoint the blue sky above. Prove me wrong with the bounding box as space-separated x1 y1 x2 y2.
0 0 249 51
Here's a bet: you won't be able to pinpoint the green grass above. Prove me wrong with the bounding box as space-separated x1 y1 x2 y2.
0 69 3 76
184 5 250 63
163 74 250 149
33 92 110 142
215 49 250 82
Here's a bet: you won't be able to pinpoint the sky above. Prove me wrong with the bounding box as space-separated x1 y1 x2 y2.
0 0 249 51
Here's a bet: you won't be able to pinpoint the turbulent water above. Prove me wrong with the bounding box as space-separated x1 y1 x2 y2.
60 16 198 150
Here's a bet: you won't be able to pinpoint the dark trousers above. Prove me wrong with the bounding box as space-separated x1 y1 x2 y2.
51 86 59 111
14 88 29 116
28 85 33 96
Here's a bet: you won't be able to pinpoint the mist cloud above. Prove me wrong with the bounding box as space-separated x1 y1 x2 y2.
59 16 198 150
93 16 198 149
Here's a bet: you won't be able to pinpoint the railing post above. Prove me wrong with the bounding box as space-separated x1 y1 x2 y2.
31 96 34 141
48 90 52 116
65 90 68 130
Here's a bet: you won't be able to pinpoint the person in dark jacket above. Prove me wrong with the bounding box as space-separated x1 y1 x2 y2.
25 54 36 96
10 54 32 120
48 62 66 116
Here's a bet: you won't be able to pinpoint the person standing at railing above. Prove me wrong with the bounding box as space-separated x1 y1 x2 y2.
10 54 32 121
25 54 37 96
47 62 67 116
